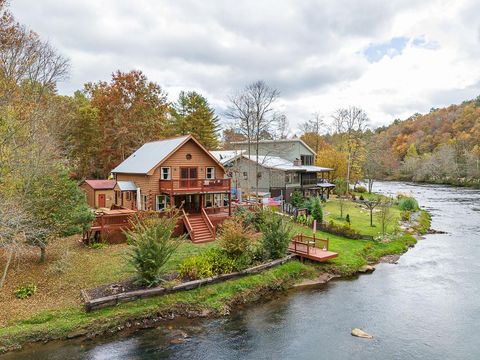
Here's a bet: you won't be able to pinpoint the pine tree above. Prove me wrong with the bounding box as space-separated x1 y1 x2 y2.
171 91 220 149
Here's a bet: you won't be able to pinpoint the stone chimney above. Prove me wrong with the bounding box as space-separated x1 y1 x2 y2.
293 159 302 166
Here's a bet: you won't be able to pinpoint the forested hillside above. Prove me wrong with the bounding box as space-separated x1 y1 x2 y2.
373 98 480 186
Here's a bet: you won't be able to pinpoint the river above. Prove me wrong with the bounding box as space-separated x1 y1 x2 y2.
3 182 480 360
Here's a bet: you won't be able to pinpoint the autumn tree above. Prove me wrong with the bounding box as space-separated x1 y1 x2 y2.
300 113 324 154
332 106 369 191
170 90 220 149
84 70 170 177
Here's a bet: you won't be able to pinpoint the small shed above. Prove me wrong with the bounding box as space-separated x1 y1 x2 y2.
80 180 116 209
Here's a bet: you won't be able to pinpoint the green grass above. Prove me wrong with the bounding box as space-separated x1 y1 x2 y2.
413 210 432 235
0 261 312 353
323 198 402 237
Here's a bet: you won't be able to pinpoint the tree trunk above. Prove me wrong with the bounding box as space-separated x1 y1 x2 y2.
346 152 351 194
39 246 46 263
368 179 374 193
255 137 259 200
370 209 373 227
0 249 13 290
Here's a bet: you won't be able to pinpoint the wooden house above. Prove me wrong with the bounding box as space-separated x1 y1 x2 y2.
80 180 116 209
212 150 335 202
111 135 232 243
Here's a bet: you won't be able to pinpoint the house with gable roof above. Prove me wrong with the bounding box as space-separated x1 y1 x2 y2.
110 135 231 243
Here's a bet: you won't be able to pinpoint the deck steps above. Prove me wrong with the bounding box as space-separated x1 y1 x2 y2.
185 214 214 243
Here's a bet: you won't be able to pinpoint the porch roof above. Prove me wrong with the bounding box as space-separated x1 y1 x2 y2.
116 181 138 191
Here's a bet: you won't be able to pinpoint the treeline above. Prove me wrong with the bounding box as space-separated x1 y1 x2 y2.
0 2 220 267
373 100 480 186
299 99 480 189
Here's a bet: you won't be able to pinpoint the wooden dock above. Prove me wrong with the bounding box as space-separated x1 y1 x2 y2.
288 234 338 262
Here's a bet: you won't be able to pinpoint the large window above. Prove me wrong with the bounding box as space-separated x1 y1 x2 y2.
156 195 170 211
206 167 215 179
205 194 213 207
285 173 299 184
214 194 223 207
161 167 171 180
301 155 314 165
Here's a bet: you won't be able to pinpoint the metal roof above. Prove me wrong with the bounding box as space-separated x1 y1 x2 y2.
83 180 116 190
116 181 138 191
111 136 190 174
210 150 245 165
243 155 333 172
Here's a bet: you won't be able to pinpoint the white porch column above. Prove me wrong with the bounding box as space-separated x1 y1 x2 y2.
136 187 141 210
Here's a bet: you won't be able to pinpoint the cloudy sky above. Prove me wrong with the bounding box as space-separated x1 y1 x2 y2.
10 0 480 132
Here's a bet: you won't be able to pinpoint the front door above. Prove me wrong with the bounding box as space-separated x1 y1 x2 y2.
180 167 198 188
98 193 106 208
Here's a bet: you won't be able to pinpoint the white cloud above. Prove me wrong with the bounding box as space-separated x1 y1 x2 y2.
10 0 480 132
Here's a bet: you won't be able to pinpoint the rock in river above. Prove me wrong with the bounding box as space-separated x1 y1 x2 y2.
351 328 373 339
358 265 375 273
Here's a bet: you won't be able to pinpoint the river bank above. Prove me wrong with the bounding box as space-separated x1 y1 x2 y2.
0 199 430 355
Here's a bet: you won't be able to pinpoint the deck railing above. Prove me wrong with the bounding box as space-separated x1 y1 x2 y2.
201 208 216 238
290 234 329 255
159 178 231 193
181 208 195 240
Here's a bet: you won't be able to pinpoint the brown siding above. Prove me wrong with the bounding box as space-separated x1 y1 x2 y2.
161 139 224 180
94 190 115 208
115 139 226 211
80 183 95 208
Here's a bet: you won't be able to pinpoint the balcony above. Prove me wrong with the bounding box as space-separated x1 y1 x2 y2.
159 178 231 194
301 177 330 187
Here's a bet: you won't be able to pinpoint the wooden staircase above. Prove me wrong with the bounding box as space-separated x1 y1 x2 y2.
183 212 215 243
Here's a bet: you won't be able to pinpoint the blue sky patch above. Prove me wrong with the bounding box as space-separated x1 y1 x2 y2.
363 36 409 63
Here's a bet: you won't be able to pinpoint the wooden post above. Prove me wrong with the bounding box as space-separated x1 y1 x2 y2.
228 191 232 216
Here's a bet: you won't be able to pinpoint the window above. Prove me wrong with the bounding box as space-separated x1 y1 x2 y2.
206 167 215 179
126 191 131 201
214 194 223 207
300 155 314 165
156 195 170 211
141 195 148 210
243 171 248 180
205 194 213 207
161 167 171 180
257 172 262 179
186 153 192 160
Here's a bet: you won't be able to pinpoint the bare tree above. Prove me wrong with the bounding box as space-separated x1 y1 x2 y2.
332 106 369 192
361 196 382 227
300 112 324 154
226 81 279 199
378 199 395 239
273 113 289 139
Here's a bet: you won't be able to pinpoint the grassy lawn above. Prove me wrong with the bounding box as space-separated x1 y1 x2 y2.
0 236 215 327
0 260 312 352
323 197 402 237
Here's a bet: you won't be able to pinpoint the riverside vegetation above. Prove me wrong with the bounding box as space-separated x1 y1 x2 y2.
0 193 430 354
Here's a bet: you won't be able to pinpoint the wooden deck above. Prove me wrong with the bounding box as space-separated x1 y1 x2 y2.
289 234 338 262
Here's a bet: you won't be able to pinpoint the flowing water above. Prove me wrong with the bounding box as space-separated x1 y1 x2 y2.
3 182 480 360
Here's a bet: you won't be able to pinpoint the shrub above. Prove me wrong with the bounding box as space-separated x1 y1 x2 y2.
310 197 323 223
15 283 37 299
351 194 357 201
218 218 255 257
179 248 236 280
345 214 351 226
354 185 367 193
296 214 307 225
320 220 362 239
359 194 365 201
290 190 305 208
400 210 411 222
398 197 419 211
90 242 107 250
125 213 182 287
259 212 293 259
